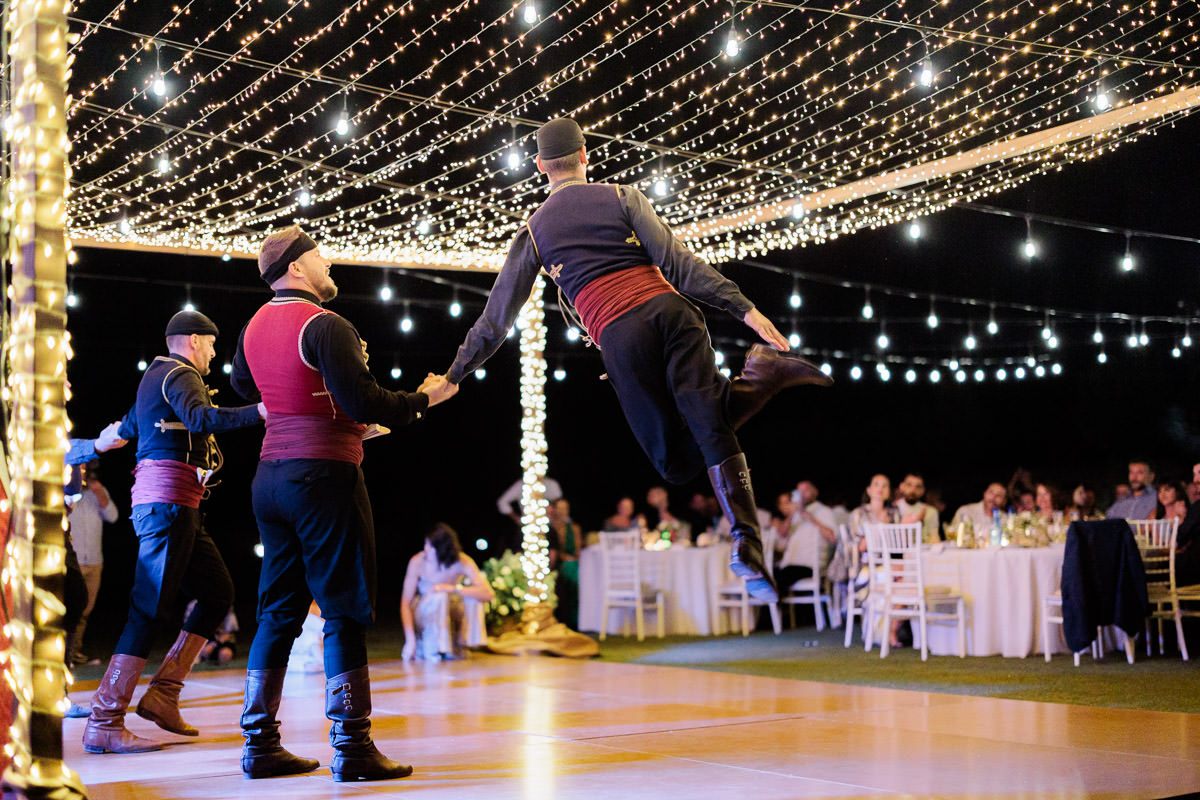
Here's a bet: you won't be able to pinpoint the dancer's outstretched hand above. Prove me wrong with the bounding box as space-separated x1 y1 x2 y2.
743 308 789 351
95 421 127 452
419 373 459 407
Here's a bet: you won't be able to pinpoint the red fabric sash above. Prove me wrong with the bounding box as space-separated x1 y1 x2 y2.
573 265 677 342
131 459 205 509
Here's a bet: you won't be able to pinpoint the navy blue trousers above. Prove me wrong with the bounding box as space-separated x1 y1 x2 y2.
115 503 234 657
597 293 741 484
245 459 375 677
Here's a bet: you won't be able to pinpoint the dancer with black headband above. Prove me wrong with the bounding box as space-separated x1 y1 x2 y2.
444 118 832 603
83 311 266 754
231 225 456 782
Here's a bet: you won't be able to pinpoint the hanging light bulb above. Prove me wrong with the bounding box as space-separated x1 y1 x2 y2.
222 362 232 375
789 281 802 309
119 218 132 235
1092 319 1104 344
1183 325 1193 348
904 369 917 384
1022 215 1036 259
713 350 725 366
399 304 414 333
1015 367 1026 379
449 299 462 318
417 219 431 235
66 291 78 308
553 368 567 382
1035 365 1047 378
790 201 806 220
986 305 998 335
137 359 148 371
1172 345 1182 358
335 112 349 136
788 332 801 349
949 359 959 371
1097 351 1108 364
221 253 232 262
929 369 941 384
1025 356 1037 369
1048 335 1059 349
152 73 166 97
1041 312 1053 340
917 59 935 87
724 28 741 58
390 367 402 380
157 153 171 174
1051 363 1063 376
653 177 668 197
973 369 985 383
475 369 487 380
907 221 923 241
1094 88 1112 112
996 368 1007 382
523 1 537 24
926 297 938 329
861 287 874 320
878 366 891 382
507 148 521 170
955 369 967 383
964 333 977 350
876 329 889 350
820 363 832 376
849 365 863 381
1120 233 1134 272
183 301 195 313
566 326 581 342
298 187 312 207
379 284 393 302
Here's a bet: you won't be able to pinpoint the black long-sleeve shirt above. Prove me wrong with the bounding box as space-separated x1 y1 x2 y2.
231 289 429 427
447 182 753 383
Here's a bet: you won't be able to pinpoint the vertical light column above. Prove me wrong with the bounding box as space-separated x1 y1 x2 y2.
516 274 549 605
1 0 81 797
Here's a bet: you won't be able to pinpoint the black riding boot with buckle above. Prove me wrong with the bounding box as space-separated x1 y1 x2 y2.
241 668 320 779
708 453 779 602
326 666 413 782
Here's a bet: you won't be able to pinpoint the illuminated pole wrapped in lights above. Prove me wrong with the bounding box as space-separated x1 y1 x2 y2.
516 274 550 605
1 0 85 796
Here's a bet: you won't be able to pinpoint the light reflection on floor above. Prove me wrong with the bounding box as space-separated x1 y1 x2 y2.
66 653 1200 799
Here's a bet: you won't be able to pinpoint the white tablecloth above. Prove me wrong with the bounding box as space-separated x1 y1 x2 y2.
577 543 733 635
922 544 1065 657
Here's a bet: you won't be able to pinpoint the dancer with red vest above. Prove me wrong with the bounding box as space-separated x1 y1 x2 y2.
445 118 831 602
83 311 266 754
231 225 456 783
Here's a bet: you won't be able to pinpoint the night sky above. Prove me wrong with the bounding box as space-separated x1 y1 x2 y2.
62 111 1200 641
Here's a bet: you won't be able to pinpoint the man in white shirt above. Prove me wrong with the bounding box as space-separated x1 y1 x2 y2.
67 464 120 664
950 482 1007 533
896 473 941 543
496 477 563 519
774 481 837 591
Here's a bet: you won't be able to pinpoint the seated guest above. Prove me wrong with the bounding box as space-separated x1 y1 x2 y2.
1174 487 1200 586
895 473 940 543
951 482 1008 532
849 474 900 545
1014 489 1036 514
603 496 644 531
1066 484 1104 521
685 492 721 540
646 486 691 541
1153 481 1189 522
401 524 494 662
774 481 837 593
1034 483 1063 520
1107 460 1157 520
548 498 580 628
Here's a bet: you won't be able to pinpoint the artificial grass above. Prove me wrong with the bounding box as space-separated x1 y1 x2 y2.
595 626 1200 714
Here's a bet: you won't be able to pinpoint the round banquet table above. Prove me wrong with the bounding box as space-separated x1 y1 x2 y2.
921 543 1066 657
577 542 734 636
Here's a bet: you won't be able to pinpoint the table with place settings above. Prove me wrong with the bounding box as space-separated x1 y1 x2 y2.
919 543 1067 657
577 542 735 636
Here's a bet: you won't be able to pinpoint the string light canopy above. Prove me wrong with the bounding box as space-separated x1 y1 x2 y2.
42 1 1200 271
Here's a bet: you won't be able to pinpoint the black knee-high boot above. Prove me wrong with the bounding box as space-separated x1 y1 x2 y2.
708 453 779 602
326 666 412 782
242 668 320 779
727 344 832 430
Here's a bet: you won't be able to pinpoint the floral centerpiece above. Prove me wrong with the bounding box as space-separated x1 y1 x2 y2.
1004 512 1051 548
482 550 557 636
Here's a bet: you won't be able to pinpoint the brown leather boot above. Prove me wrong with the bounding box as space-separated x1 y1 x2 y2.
242 668 320 779
708 453 779 602
727 344 832 430
327 666 413 782
135 631 207 736
82 655 163 754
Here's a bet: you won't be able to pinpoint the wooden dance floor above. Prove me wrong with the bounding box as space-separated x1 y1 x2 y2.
67 655 1200 799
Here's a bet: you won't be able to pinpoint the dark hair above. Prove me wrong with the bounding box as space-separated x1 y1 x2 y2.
1036 482 1063 511
426 523 462 569
542 150 581 176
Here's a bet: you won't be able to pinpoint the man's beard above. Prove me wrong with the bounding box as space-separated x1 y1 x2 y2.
1130 481 1144 492
316 279 338 302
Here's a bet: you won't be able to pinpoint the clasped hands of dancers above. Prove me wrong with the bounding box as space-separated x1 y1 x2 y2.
77 117 830 782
